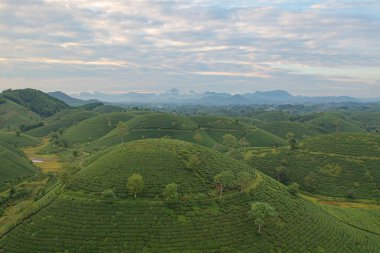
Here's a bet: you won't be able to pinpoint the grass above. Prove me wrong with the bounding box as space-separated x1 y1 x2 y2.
1 139 379 252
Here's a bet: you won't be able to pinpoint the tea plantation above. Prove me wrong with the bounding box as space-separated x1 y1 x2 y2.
1 140 379 252
0 141 38 188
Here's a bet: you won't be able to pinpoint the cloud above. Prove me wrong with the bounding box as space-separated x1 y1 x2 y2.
0 0 379 96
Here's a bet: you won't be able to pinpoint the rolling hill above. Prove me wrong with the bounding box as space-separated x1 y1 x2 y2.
1 89 69 117
231 133 380 199
0 98 41 131
1 139 379 252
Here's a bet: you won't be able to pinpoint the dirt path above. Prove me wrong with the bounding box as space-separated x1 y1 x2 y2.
21 138 63 173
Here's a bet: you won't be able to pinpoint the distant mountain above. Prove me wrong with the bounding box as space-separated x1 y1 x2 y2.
73 89 368 105
1 89 69 117
48 91 88 106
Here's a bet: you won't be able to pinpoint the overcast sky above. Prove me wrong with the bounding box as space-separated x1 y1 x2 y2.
0 0 379 97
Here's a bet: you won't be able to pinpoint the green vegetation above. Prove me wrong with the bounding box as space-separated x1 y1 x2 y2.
248 201 277 233
1 94 380 252
0 99 41 131
0 132 41 147
0 141 38 189
1 140 379 252
2 89 69 117
231 133 380 199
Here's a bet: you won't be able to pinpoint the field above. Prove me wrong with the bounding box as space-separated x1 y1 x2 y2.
1 140 379 252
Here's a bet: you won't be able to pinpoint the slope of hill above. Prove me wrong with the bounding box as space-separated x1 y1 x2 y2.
60 112 137 146
231 133 380 199
2 89 69 117
301 133 380 157
26 109 98 137
0 132 41 147
48 91 88 106
0 98 41 131
259 121 319 139
1 139 379 252
307 113 364 134
0 141 38 189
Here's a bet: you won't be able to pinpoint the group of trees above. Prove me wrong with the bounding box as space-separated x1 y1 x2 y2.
222 134 250 149
126 174 179 204
214 171 253 199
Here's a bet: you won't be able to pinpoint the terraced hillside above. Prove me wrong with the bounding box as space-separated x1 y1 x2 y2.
0 132 41 147
1 139 379 252
0 98 41 131
231 133 380 199
258 121 319 139
26 108 98 137
86 114 287 152
0 141 38 189
307 113 364 134
60 112 138 146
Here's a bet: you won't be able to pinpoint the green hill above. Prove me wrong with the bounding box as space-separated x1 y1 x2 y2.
1 139 379 252
0 141 38 189
301 133 380 157
93 105 126 113
1 89 69 117
0 98 41 131
60 112 137 146
231 133 380 199
26 109 98 137
0 132 41 147
128 113 198 130
308 113 364 134
259 121 319 139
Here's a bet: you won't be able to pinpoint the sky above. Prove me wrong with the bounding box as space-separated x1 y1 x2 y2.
0 0 380 97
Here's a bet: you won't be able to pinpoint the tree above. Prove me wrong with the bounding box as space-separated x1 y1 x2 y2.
15 130 21 137
117 121 129 145
236 171 252 193
239 137 250 150
193 132 203 143
214 171 234 199
163 183 179 204
276 166 289 184
288 182 300 195
127 173 144 198
286 132 297 150
223 134 238 147
248 201 277 233
186 155 201 171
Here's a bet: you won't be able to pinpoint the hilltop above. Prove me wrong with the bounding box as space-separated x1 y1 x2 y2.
2 89 69 117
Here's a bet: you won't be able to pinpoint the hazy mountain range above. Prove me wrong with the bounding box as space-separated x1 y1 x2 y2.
49 89 380 106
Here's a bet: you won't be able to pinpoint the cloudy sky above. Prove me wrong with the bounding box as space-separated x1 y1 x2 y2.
0 0 379 97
